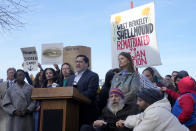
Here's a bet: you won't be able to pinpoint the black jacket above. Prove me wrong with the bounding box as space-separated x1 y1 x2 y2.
99 103 139 131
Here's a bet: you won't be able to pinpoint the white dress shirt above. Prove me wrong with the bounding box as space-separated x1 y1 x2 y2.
73 70 86 85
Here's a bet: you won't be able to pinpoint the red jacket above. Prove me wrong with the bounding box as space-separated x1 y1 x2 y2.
166 76 196 123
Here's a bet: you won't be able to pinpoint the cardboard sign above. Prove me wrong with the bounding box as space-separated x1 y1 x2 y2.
42 43 63 65
63 46 91 71
21 47 38 71
111 2 162 68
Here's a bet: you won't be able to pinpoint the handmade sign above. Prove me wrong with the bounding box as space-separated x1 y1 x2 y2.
111 2 161 68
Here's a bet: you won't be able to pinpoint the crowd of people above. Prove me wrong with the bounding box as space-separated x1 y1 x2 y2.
0 52 196 131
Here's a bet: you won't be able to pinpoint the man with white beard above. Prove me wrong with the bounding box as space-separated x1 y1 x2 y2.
80 88 139 131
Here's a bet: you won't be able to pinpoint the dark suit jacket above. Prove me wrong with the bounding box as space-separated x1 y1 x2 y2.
66 69 99 101
66 69 99 124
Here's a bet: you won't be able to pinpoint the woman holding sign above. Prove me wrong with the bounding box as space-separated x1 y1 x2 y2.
110 52 140 104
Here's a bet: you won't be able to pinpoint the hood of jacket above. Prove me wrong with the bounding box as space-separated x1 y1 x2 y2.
177 76 196 94
145 98 171 112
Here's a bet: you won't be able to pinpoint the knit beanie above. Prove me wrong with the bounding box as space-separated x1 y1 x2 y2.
137 87 163 104
110 88 124 99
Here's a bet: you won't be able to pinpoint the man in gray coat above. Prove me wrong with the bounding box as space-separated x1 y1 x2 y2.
0 68 16 131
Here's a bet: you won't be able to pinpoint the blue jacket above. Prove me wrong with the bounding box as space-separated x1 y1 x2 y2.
172 93 196 127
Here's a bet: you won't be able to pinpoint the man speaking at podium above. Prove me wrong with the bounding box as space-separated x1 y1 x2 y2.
66 55 99 126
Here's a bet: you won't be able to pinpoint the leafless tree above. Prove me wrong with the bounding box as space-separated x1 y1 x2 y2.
0 0 28 30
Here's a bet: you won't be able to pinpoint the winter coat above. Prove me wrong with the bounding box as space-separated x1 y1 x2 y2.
124 98 189 131
99 103 139 131
172 93 196 127
165 76 196 125
2 82 36 131
110 71 140 103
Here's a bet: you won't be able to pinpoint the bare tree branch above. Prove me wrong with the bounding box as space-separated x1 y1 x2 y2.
0 0 28 31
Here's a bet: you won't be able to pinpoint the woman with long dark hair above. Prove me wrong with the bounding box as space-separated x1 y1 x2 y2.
41 68 59 88
110 52 140 104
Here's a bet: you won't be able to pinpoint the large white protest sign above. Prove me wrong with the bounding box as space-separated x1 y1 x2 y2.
21 47 38 71
111 2 161 68
42 43 63 65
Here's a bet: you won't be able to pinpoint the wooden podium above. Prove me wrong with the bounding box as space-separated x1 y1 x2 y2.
31 87 91 131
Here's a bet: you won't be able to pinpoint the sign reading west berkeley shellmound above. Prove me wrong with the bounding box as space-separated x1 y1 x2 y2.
111 2 162 68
